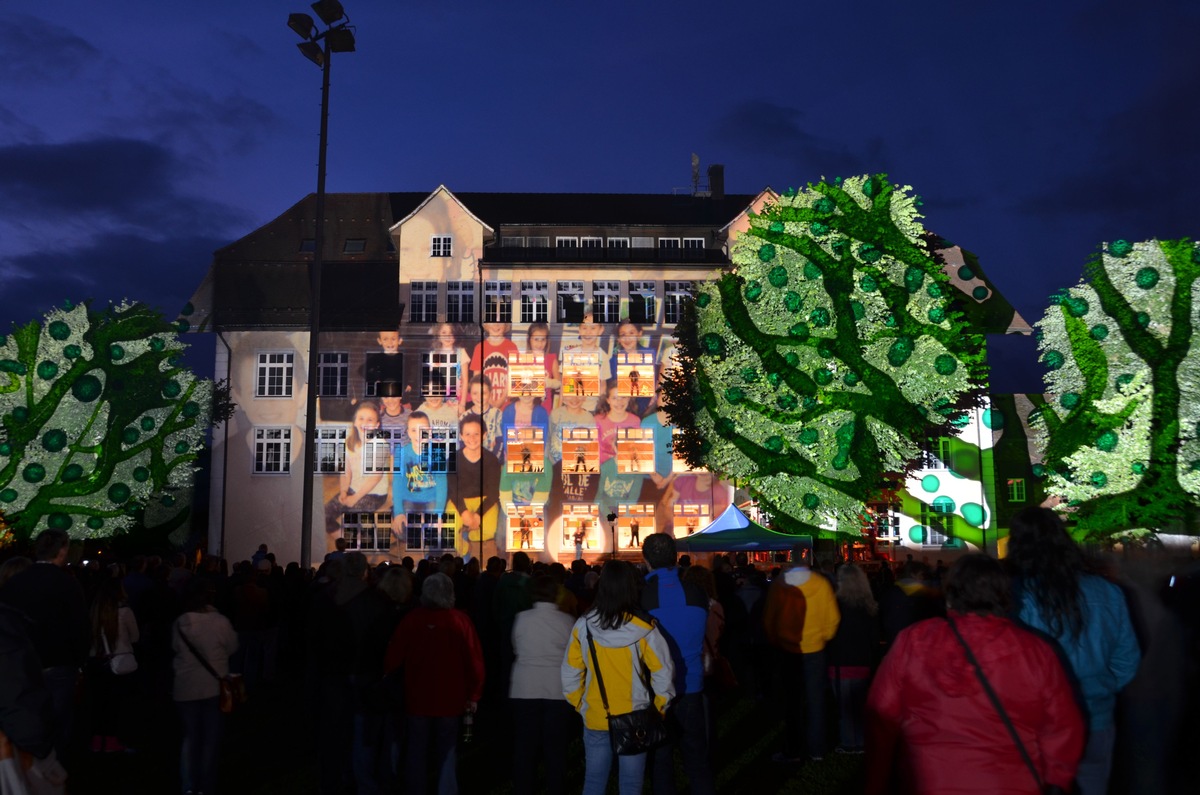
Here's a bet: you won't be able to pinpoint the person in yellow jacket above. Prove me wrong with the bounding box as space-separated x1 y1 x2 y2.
763 545 840 763
562 560 675 795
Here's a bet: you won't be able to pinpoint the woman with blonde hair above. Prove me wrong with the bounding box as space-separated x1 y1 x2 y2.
828 564 879 754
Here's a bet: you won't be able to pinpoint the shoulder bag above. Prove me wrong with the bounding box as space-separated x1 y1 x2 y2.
100 633 137 676
946 616 1074 795
177 624 245 714
585 623 669 756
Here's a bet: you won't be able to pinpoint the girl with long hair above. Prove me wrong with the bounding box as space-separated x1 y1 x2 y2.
827 564 879 753
87 575 140 752
1008 507 1141 795
323 401 390 540
562 560 674 795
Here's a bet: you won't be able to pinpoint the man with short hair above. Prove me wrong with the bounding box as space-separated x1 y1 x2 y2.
0 529 89 763
641 533 714 795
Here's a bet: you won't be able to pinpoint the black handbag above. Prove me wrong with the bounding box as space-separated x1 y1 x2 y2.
946 616 1076 795
585 623 669 756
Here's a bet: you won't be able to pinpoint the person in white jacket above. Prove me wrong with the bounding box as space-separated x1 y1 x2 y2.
172 577 238 795
510 575 576 795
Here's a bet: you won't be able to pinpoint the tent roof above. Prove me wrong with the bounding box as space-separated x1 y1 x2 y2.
678 504 801 552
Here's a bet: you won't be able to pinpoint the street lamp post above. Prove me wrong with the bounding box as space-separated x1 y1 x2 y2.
289 0 355 570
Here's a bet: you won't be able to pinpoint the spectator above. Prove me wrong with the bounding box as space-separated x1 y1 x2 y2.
827 564 880 754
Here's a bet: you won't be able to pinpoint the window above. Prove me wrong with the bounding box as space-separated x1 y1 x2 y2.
422 352 460 399
422 427 458 473
431 235 452 257
255 352 294 398
682 237 705 250
607 237 630 248
409 281 439 323
253 427 292 474
314 426 347 474
520 281 549 324
921 437 953 470
557 280 586 323
363 428 399 474
343 238 366 254
299 238 315 252
507 428 545 474
658 238 681 249
528 236 550 248
664 281 694 325
629 281 657 324
405 511 457 551
616 427 654 474
1008 478 1027 502
580 236 603 248
342 511 392 552
556 237 579 248
501 236 526 248
318 352 348 398
447 281 474 323
484 280 512 323
920 501 953 546
631 236 654 248
592 281 621 324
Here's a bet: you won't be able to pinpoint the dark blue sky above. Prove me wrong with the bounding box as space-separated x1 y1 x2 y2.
2 1 1196 391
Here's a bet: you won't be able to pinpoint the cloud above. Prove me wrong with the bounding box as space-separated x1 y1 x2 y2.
0 137 244 233
2 15 99 83
0 232 227 333
714 99 879 181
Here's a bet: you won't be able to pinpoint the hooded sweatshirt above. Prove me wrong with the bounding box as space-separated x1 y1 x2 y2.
561 611 675 731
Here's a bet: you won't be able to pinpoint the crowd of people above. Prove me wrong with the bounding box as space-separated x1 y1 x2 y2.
0 506 1187 795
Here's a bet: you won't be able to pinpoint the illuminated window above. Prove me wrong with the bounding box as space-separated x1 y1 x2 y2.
593 281 620 324
318 352 348 398
405 512 457 551
484 281 512 323
507 427 545 474
919 501 953 546
520 281 549 324
422 352 460 399
431 235 452 257
410 281 439 323
255 352 294 398
664 281 694 325
629 281 656 324
447 281 475 323
342 511 392 552
314 426 347 474
421 427 458 473
921 437 953 470
253 427 291 474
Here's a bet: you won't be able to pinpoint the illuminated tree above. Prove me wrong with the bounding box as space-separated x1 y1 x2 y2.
1032 238 1200 537
0 301 212 539
663 175 987 536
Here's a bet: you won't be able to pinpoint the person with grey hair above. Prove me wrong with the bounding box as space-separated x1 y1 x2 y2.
385 572 484 795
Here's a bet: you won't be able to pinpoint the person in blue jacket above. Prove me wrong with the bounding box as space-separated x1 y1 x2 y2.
640 533 714 795
1008 507 1141 795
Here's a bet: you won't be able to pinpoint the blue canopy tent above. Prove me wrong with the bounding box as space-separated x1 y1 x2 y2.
677 504 802 552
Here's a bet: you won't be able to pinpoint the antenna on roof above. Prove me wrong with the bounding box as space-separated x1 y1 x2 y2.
691 153 700 194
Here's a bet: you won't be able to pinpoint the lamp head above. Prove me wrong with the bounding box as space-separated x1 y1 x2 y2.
296 40 324 67
326 26 356 53
311 0 346 26
288 12 316 40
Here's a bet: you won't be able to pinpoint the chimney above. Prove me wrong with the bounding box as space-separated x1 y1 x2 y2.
707 164 725 200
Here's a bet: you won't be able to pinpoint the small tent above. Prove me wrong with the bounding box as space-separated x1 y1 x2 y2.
678 504 801 552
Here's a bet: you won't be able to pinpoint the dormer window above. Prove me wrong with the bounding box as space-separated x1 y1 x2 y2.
343 238 366 254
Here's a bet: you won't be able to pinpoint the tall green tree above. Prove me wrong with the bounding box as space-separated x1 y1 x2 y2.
1032 238 1200 537
662 175 987 536
0 301 211 539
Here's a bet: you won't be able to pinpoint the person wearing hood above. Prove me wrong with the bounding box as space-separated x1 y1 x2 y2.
865 554 1084 795
562 560 674 795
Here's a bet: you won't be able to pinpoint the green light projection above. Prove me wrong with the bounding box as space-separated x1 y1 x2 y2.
0 301 212 539
662 175 987 536
1033 239 1200 537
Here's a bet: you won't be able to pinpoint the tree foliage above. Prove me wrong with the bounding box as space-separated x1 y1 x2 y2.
662 175 987 535
0 301 212 539
1033 238 1200 537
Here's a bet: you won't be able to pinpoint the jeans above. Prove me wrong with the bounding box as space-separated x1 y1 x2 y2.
1076 725 1116 795
178 697 221 795
650 691 714 795
583 727 646 795
776 648 829 758
406 714 460 795
832 675 869 749
511 699 574 795
42 665 78 763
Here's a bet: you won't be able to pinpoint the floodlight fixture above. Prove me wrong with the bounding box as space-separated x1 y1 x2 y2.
326 27 356 53
296 40 324 67
288 12 316 40
311 0 346 26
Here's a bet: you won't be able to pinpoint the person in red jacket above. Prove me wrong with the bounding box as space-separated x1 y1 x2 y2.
385 572 484 795
866 554 1084 795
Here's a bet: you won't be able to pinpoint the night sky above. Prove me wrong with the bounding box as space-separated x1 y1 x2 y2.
2 1 1197 392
